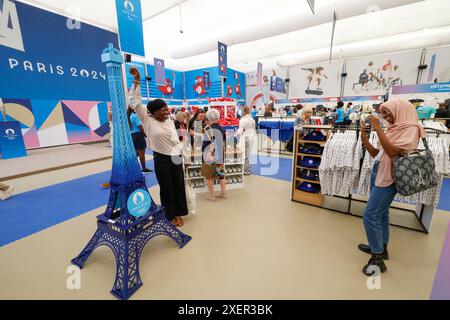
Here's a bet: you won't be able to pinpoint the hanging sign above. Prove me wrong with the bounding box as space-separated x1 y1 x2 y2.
275 78 284 93
218 41 227 77
154 58 166 85
257 62 263 87
203 71 210 91
115 0 145 57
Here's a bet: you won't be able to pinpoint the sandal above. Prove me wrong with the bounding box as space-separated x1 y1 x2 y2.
206 195 216 202
176 216 184 227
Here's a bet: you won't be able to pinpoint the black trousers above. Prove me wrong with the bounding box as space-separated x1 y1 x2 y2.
153 151 188 221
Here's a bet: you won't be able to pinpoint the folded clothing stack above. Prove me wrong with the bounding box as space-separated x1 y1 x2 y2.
298 157 321 169
299 169 320 181
303 131 326 142
297 182 321 194
299 143 323 155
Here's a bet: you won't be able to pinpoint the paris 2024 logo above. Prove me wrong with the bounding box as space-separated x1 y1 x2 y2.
127 189 151 218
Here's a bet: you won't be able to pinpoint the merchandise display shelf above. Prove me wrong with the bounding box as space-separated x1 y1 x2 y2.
184 147 245 194
296 178 321 185
292 189 323 207
297 166 319 171
297 140 327 147
291 124 333 207
297 153 322 158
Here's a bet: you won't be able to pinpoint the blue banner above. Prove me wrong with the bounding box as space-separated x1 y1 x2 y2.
275 99 301 104
0 121 27 159
218 42 227 77
340 95 384 102
115 0 145 57
203 71 210 91
301 97 340 103
154 58 166 85
0 1 118 101
270 76 276 91
275 77 284 93
392 82 450 94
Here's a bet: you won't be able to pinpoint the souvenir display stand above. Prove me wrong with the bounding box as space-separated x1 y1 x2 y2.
208 98 240 128
184 141 245 194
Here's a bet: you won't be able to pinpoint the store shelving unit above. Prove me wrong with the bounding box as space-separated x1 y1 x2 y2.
291 124 332 207
184 147 245 194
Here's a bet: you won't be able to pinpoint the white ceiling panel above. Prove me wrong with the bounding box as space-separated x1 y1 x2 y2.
17 0 450 73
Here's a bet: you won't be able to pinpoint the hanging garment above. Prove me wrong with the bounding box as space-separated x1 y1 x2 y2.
319 131 360 196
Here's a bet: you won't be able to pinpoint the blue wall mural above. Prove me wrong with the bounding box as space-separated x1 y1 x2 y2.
147 64 184 100
185 67 245 100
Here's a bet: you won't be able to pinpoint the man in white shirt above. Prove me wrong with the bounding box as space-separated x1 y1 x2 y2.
235 106 256 175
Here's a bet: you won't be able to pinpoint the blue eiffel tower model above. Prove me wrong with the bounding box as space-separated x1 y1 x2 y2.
71 44 192 300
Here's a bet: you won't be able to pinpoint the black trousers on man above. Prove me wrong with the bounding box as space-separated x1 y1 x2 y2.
153 151 188 221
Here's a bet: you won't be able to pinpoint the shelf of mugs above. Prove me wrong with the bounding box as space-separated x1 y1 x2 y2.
186 168 203 178
224 165 243 175
225 176 243 184
225 161 244 166
189 180 206 189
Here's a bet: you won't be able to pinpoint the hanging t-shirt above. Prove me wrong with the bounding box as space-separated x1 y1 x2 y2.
416 106 437 120
130 113 142 134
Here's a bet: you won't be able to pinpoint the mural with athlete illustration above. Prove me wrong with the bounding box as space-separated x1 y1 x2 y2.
289 62 342 98
344 50 421 96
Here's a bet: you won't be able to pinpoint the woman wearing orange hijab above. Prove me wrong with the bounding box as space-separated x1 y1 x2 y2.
359 99 425 276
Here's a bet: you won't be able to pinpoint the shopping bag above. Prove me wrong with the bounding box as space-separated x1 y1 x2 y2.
185 181 197 215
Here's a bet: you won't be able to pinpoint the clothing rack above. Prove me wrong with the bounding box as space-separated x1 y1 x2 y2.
256 115 296 155
291 124 439 234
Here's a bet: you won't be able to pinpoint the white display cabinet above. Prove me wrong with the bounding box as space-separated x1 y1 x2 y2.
184 144 245 194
